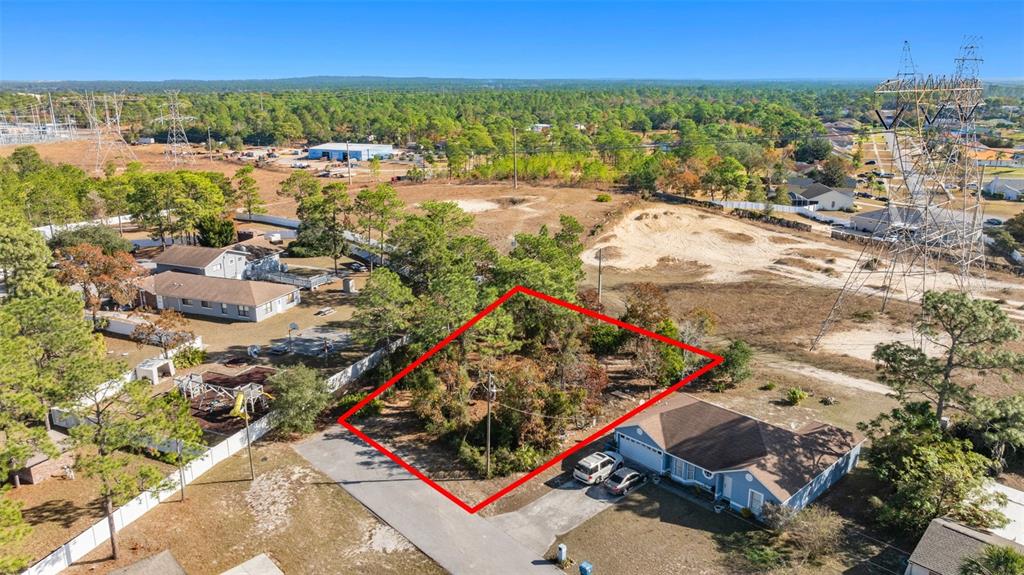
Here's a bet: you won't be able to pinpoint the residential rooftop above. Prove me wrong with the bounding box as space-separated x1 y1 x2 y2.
138 271 297 307
624 393 862 501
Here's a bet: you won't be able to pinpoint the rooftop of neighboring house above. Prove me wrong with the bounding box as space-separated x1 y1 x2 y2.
986 177 1024 188
308 142 394 152
138 271 297 307
908 517 1024 575
233 235 285 261
620 393 862 501
151 244 246 269
796 182 854 200
853 204 970 225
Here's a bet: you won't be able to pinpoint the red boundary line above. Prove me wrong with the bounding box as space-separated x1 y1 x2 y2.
338 285 724 514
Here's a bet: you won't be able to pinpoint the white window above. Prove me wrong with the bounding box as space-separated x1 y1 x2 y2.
181 298 192 306
221 303 229 314
672 458 685 478
685 463 695 482
748 490 765 514
703 469 714 479
212 263 222 271
201 300 211 308
238 305 250 317
263 303 272 313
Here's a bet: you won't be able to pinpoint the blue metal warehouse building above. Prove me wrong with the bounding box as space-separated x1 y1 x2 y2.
307 142 395 161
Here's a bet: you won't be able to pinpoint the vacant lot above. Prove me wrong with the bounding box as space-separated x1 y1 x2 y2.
60 441 442 575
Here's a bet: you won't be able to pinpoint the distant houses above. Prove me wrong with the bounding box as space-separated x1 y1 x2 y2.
307 142 395 162
614 394 863 519
983 177 1024 201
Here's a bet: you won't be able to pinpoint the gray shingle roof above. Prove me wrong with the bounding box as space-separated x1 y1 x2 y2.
152 245 234 269
623 393 862 500
139 271 297 307
909 518 1024 575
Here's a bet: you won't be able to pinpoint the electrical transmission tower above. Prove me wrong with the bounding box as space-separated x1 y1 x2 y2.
155 91 195 167
80 92 136 175
810 39 986 350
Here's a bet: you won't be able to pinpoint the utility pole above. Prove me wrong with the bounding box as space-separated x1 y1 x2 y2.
512 126 518 190
176 442 187 502
597 247 604 304
207 126 213 161
485 372 496 479
347 142 353 186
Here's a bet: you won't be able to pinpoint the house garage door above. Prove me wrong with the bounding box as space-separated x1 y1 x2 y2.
618 433 664 472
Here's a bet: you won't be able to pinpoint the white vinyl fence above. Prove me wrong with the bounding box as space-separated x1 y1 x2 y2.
33 214 133 240
710 200 851 226
22 341 399 575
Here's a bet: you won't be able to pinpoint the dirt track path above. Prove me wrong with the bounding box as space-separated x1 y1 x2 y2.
757 352 892 395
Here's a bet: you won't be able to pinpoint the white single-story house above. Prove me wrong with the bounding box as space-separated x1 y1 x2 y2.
792 183 856 211
615 394 863 519
905 517 1024 575
849 205 973 237
152 245 250 279
983 177 1023 201
139 271 300 322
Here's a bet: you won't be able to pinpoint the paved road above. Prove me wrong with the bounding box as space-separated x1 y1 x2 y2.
294 427 562 575
489 478 620 554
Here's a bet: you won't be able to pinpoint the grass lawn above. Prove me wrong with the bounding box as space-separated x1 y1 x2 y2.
1 451 175 566
60 441 442 575
689 363 898 433
552 482 911 575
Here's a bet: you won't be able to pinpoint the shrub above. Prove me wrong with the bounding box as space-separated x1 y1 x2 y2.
742 545 785 570
740 507 754 518
338 392 383 418
851 310 876 323
762 502 800 532
588 324 623 355
787 506 844 560
785 387 809 406
760 382 776 391
595 193 612 203
172 346 207 369
270 366 331 435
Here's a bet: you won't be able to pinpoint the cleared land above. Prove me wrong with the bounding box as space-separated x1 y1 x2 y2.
60 441 442 575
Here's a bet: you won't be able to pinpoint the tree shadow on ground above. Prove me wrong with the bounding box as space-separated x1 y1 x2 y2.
21 497 104 529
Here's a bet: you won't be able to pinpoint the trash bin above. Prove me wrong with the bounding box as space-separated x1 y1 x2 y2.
579 560 594 575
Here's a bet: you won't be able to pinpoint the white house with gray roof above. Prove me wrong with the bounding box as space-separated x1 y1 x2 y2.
138 271 300 322
984 177 1023 201
152 245 250 279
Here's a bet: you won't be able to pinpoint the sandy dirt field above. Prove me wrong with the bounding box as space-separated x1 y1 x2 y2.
59 442 441 575
584 204 1024 319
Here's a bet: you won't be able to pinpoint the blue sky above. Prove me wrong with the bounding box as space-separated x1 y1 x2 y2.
1 1 1022 81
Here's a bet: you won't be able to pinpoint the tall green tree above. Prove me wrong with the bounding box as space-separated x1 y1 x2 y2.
351 268 415 347
355 183 404 268
71 377 203 559
233 165 266 219
268 366 330 435
0 492 31 574
873 291 1024 421
0 212 57 298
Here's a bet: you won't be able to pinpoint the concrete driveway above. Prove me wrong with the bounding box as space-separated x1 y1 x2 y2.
489 477 624 554
294 426 562 575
